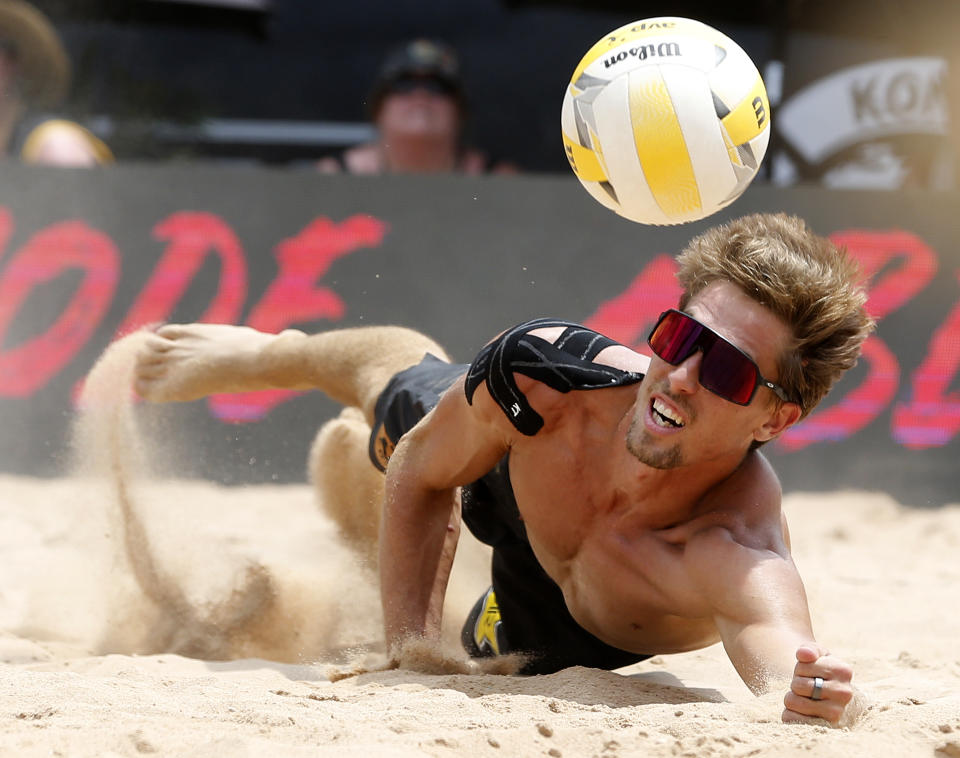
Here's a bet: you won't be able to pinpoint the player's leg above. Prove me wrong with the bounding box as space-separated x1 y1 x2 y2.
308 407 384 563
134 323 449 423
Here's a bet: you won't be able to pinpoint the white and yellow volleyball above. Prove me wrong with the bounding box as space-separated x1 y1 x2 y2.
561 17 770 226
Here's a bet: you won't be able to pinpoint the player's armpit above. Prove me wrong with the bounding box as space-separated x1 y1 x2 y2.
396 375 514 492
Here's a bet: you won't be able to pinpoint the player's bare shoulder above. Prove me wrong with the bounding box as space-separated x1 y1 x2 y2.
683 451 789 556
514 324 650 429
464 320 646 439
675 452 794 613
526 325 650 375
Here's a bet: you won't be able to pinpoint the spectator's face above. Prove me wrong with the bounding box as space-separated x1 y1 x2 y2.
377 76 461 138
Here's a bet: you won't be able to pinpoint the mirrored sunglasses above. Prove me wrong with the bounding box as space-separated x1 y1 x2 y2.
647 309 799 407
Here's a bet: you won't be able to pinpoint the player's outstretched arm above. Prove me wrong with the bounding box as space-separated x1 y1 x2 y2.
379 376 510 657
717 613 861 726
687 528 862 727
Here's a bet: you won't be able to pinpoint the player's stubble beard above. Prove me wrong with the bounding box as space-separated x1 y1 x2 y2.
626 414 683 469
625 386 690 470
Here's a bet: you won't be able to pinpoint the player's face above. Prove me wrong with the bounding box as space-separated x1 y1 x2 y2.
626 280 799 470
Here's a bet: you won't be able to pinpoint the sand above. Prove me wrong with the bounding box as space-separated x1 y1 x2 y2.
2 478 959 758
2 335 959 757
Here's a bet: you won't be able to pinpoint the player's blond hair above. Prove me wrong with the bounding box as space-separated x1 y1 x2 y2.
676 212 874 419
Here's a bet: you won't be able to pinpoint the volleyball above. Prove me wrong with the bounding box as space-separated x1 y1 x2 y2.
561 17 770 226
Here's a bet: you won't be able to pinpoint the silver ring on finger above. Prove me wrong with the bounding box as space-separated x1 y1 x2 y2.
810 676 824 701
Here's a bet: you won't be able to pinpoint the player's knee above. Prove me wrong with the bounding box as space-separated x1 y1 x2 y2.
312 413 366 452
308 413 372 482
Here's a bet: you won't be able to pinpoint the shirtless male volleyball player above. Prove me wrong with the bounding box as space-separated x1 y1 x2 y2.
131 213 873 726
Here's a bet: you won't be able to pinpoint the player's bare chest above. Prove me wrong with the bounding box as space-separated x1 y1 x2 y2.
509 419 619 527
509 451 719 649
509 449 683 589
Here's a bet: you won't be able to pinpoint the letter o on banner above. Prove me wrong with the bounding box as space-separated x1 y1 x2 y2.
0 220 120 397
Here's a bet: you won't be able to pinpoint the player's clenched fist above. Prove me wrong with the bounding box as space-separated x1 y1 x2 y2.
782 643 865 727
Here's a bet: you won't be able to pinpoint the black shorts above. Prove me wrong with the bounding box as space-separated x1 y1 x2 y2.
367 354 468 472
459 470 651 675
369 353 651 675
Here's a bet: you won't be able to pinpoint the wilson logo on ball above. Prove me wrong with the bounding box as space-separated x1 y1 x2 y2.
603 43 681 69
561 16 771 226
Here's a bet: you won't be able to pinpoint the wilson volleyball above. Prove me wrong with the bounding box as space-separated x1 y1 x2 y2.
561 17 770 225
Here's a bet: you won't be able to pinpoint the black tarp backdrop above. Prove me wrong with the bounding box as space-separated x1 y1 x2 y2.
29 0 959 178
0 163 957 505
33 1 776 167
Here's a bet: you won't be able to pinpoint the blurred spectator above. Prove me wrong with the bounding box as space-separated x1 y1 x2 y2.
0 0 112 166
318 39 516 175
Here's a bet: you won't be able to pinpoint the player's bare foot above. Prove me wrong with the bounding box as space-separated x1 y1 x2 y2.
134 323 304 403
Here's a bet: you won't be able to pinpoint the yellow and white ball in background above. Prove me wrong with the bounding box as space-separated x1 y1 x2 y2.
561 17 770 226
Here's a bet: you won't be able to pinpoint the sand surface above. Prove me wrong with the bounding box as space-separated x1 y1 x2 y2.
2 476 958 758
2 335 959 757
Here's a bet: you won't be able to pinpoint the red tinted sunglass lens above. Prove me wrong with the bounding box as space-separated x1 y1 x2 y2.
650 311 702 363
700 339 758 405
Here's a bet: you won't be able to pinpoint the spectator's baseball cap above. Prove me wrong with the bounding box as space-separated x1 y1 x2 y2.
0 0 70 107
368 39 465 116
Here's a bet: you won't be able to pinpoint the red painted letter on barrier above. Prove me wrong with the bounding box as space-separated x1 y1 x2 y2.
208 214 389 423
0 208 12 264
778 229 937 451
583 254 682 350
70 212 249 404
114 211 248 335
892 270 960 448
0 220 120 396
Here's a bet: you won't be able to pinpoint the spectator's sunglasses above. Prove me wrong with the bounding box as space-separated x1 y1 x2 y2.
389 75 457 97
647 309 799 407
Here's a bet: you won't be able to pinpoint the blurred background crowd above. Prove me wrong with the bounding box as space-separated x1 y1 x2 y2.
1 0 957 189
